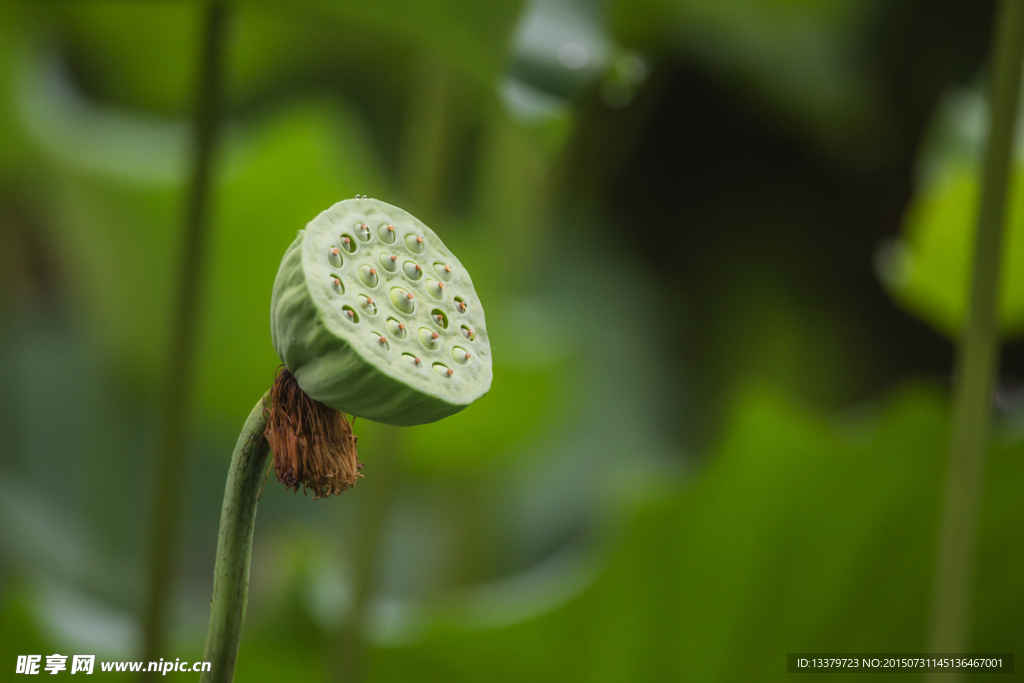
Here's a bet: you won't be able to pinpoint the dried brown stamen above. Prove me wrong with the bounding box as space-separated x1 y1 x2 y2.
264 367 362 499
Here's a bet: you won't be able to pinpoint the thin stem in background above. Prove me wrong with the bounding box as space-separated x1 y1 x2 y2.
139 0 230 675
330 56 457 682
400 55 454 225
926 0 1024 678
332 427 400 683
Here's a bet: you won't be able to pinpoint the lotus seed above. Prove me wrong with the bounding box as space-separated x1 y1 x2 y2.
341 234 356 253
419 328 440 350
387 317 407 338
403 261 423 280
405 234 425 253
426 279 445 300
390 287 415 314
453 346 472 364
358 265 378 287
378 224 396 243
461 325 476 341
332 277 344 294
380 253 398 272
329 248 343 267
359 295 377 314
434 263 452 281
431 363 452 377
358 223 371 240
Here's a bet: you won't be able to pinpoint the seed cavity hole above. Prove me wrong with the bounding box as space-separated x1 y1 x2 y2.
358 265 378 287
418 327 440 350
379 253 398 272
328 247 343 267
432 362 453 378
460 325 476 341
378 224 396 243
431 309 449 329
342 306 359 323
371 332 389 350
331 276 345 295
405 234 425 253
358 295 377 315
357 223 372 241
434 263 452 281
340 234 357 253
454 296 468 313
387 317 408 338
452 346 472 365
390 287 415 314
403 353 422 368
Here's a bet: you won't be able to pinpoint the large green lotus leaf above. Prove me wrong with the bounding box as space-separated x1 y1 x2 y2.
883 87 1024 337
361 384 1023 681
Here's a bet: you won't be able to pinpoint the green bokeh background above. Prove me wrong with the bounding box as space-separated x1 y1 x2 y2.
0 0 1020 681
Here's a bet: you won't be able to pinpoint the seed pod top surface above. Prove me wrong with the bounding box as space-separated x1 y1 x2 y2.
271 198 492 426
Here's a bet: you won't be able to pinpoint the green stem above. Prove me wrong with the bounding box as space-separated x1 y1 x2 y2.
139 0 229 672
927 0 1024 675
200 391 273 683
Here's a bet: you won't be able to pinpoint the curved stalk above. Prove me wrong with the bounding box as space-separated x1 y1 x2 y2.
200 391 273 683
927 0 1024 676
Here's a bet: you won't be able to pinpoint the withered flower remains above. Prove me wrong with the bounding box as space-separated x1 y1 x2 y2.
265 367 362 498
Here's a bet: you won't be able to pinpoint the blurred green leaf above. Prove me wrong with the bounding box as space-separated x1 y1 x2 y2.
49 0 522 118
882 86 1024 337
364 383 1023 681
610 0 886 157
289 0 523 84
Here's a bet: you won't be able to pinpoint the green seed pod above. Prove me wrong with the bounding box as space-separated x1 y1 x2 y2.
271 198 492 426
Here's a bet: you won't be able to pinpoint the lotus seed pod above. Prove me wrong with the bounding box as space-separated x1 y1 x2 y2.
271 198 492 426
